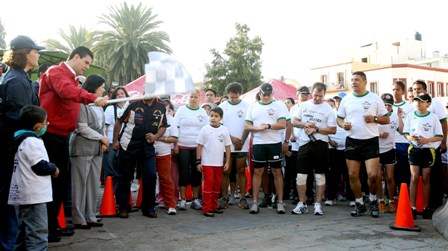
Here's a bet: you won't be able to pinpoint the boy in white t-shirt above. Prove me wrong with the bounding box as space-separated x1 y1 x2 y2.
377 94 400 213
9 105 59 250
401 93 443 219
196 107 231 217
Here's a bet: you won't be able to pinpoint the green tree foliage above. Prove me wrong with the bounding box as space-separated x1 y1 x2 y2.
0 18 6 49
43 25 95 54
92 2 171 85
204 23 263 95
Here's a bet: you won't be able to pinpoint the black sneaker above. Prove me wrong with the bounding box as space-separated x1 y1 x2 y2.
351 202 367 216
259 195 271 208
370 200 379 218
412 208 417 220
422 208 433 219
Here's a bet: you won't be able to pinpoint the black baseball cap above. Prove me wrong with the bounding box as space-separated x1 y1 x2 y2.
260 83 273 94
10 35 45 51
381 93 394 106
297 86 310 94
413 93 432 103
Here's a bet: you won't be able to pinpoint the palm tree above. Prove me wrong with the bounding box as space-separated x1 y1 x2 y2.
43 25 95 54
93 2 171 85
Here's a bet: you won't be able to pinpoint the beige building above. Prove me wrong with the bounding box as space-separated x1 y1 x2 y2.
311 33 448 104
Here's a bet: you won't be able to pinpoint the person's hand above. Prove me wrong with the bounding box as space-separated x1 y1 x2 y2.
52 167 60 178
363 115 375 123
172 145 179 155
282 142 289 153
397 107 403 117
101 137 109 146
101 143 109 152
329 139 338 148
441 142 447 153
343 122 352 131
379 131 389 139
223 163 230 172
94 97 108 107
145 133 157 143
113 141 120 151
197 164 203 172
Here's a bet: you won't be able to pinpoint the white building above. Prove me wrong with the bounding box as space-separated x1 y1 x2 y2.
311 32 448 104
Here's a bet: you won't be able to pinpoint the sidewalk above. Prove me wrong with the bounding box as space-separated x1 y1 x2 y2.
50 197 448 250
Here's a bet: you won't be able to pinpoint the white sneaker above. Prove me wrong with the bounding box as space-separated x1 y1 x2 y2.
190 199 202 210
349 201 356 207
178 200 187 210
250 203 259 214
277 202 285 214
337 195 346 201
167 208 177 215
325 199 335 206
291 202 308 215
314 203 324 215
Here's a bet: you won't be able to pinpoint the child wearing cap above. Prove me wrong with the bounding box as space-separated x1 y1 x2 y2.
401 93 443 219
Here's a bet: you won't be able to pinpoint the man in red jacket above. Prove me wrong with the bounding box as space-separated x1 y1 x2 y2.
39 46 107 242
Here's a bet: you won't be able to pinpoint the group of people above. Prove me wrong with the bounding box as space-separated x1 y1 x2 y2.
1 35 447 251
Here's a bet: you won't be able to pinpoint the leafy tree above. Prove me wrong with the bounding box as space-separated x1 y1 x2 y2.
0 18 6 49
204 23 263 95
92 2 171 85
43 25 95 54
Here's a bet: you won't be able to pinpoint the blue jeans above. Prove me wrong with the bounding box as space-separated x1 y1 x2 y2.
0 205 18 251
103 144 119 193
116 148 157 214
15 203 48 251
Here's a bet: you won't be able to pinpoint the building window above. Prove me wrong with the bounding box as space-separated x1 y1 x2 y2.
321 74 327 84
361 57 368 63
336 72 345 89
370 82 378 94
428 81 434 97
437 82 444 97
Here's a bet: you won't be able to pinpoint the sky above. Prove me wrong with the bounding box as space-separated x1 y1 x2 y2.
2 0 448 84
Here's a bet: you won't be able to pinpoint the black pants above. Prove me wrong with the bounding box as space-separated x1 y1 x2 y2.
430 149 444 210
42 132 70 236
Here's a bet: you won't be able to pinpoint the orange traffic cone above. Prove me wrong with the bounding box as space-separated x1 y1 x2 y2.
186 185 193 201
416 176 424 213
245 167 252 193
98 176 117 217
135 179 142 208
390 183 421 231
57 203 66 229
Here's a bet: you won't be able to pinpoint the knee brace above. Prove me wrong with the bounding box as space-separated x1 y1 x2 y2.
315 173 326 186
296 173 308 186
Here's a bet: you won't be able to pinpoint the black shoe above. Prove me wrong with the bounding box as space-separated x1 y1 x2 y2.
213 208 224 214
87 222 104 227
259 196 271 208
48 234 61 243
118 210 129 218
56 228 75 236
74 224 91 230
412 208 417 219
422 208 433 219
143 211 157 218
370 200 379 218
351 202 367 216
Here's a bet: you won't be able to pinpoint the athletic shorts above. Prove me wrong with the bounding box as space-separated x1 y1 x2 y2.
345 136 379 161
380 149 397 166
408 146 436 168
252 143 282 168
231 152 248 159
296 140 329 174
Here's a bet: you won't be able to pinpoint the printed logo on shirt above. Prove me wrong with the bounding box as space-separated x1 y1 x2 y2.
198 114 206 122
218 133 225 142
237 110 245 118
267 108 275 116
152 110 163 127
423 123 432 132
362 101 373 112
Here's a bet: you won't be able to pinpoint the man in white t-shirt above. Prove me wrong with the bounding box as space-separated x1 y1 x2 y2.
337 71 390 218
291 82 336 216
219 82 250 209
245 83 287 214
392 81 414 191
412 80 447 214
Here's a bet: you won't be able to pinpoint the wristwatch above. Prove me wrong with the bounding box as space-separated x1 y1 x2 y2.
374 116 378 123
284 140 290 143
